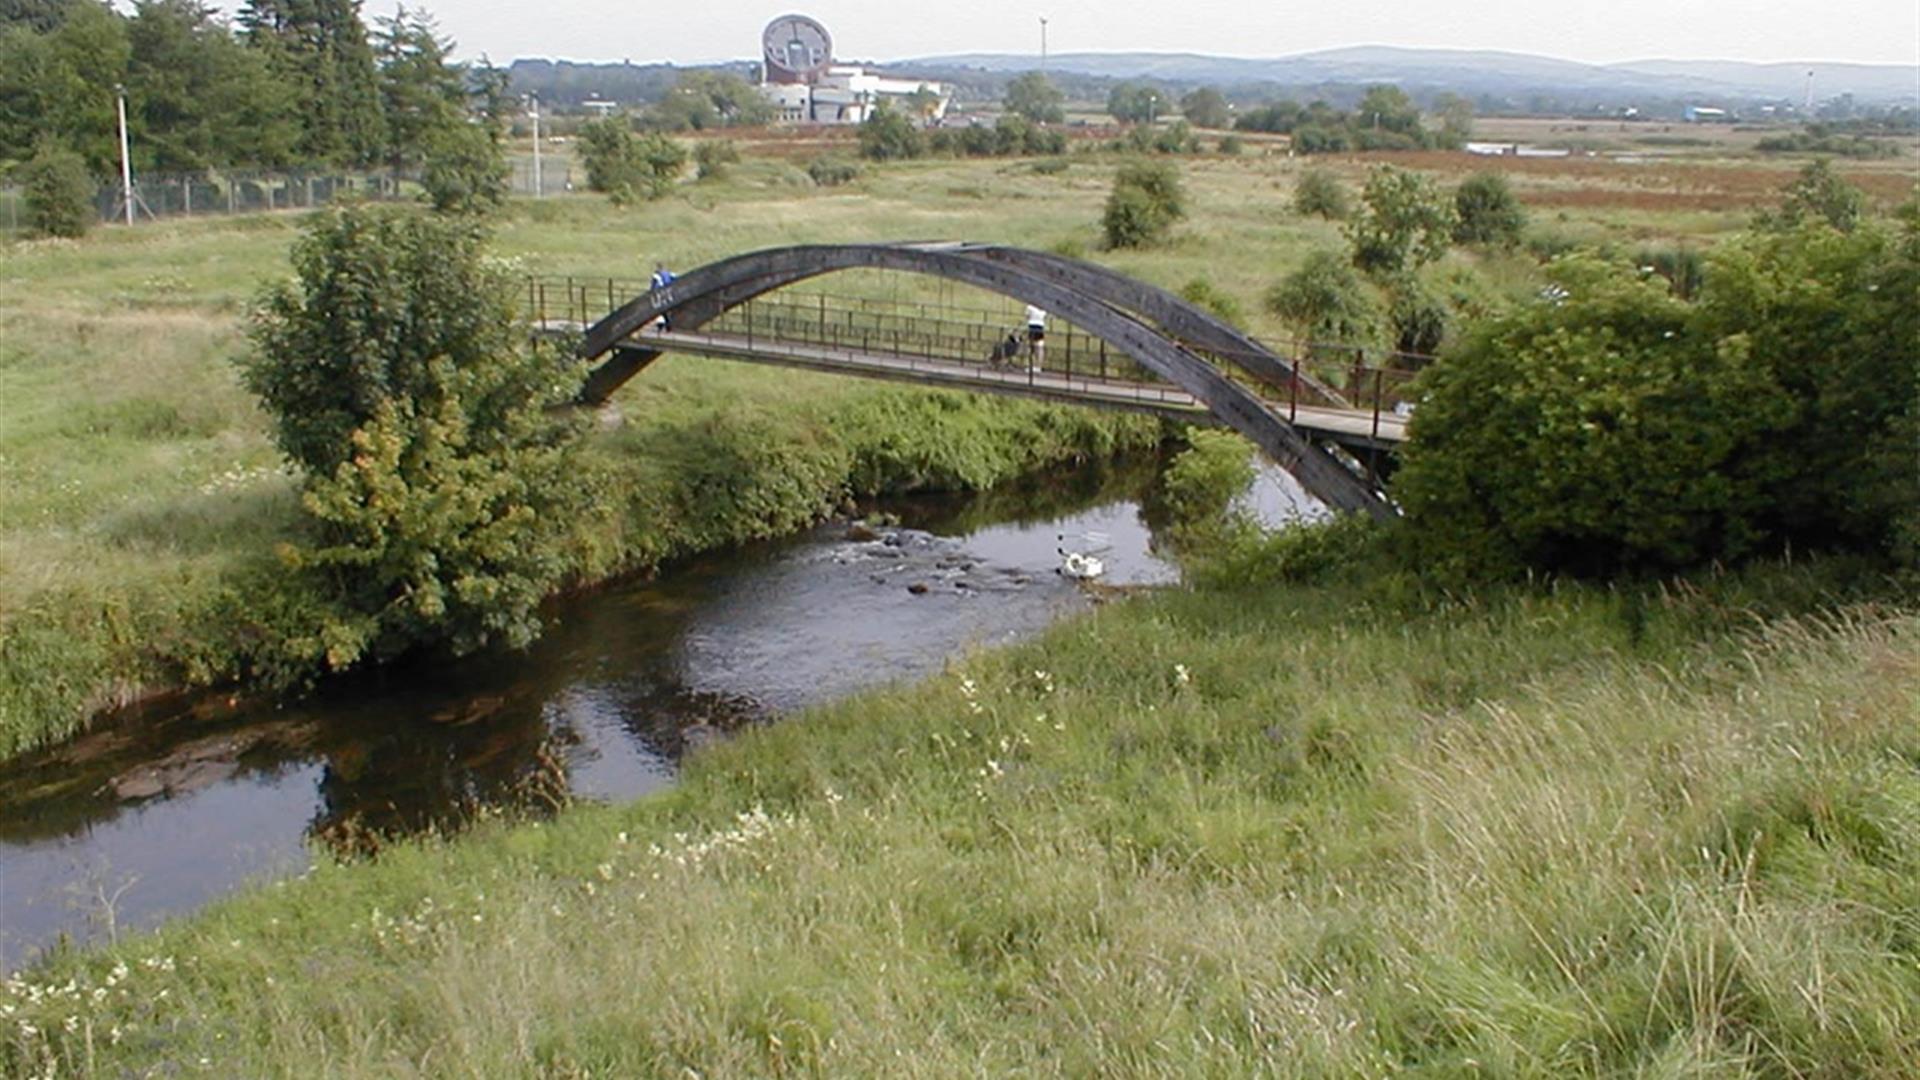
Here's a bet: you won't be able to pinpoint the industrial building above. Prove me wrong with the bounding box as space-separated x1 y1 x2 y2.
757 14 948 124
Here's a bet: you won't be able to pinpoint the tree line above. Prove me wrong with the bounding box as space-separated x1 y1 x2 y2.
1 0 506 177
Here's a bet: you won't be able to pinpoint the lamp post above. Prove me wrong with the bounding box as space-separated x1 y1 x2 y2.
115 83 134 226
528 92 543 198
1039 16 1048 70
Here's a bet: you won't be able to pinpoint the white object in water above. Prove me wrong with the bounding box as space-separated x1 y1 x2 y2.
1057 549 1105 580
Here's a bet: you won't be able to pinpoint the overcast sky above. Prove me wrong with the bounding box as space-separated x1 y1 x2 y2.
390 0 1919 67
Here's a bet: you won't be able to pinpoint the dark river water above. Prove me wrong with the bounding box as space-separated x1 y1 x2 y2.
0 459 1321 972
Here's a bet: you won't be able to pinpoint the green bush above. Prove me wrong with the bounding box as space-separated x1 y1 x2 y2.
1345 166 1455 276
1395 255 1792 578
1292 168 1350 220
1383 273 1449 358
857 102 924 161
1101 159 1185 249
1178 278 1244 327
19 140 93 238
239 206 593 669
1156 430 1255 555
578 117 685 203
1217 134 1245 156
1264 249 1382 348
1451 172 1526 247
693 139 741 181
805 157 861 186
1759 158 1866 233
1633 245 1706 299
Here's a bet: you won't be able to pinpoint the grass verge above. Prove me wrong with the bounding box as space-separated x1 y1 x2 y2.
3 558 1915 1075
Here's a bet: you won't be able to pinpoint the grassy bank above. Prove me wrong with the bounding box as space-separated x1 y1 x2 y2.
3 559 1914 1074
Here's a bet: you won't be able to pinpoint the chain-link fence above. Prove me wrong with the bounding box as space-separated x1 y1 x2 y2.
3 157 583 234
1 170 412 234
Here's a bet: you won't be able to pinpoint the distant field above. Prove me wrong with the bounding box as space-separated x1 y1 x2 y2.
0 140 1876 753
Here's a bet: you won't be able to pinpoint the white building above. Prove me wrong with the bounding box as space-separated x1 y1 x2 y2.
755 15 947 124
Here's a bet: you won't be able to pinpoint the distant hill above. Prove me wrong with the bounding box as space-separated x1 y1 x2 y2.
895 45 1920 107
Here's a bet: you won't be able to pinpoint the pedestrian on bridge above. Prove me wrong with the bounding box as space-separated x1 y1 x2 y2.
649 263 677 330
1024 305 1047 372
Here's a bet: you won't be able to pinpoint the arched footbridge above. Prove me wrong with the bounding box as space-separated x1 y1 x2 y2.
534 242 1414 518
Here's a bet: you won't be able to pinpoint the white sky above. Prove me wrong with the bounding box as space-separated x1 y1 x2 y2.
383 0 1919 67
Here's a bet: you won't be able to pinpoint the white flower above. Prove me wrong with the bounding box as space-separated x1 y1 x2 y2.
1173 664 1191 686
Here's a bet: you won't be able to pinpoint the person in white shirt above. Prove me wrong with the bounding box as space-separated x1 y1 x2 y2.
1024 305 1047 371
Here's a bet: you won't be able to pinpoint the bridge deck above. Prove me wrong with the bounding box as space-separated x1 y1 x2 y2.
633 327 1406 449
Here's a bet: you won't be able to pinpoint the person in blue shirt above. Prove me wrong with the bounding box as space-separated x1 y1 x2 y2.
649 263 676 329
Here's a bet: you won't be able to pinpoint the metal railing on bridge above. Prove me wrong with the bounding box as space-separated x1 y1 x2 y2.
524 275 1422 446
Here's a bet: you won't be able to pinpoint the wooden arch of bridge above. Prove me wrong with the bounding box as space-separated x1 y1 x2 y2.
573 242 1394 518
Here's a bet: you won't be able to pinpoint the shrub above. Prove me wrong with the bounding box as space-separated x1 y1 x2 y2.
239 206 592 669
1178 278 1244 327
1345 166 1455 276
1633 245 1706 299
20 140 93 238
1217 134 1245 156
694 139 741 181
857 102 924 161
1264 249 1383 348
1759 158 1866 233
1451 172 1526 247
1292 168 1351 220
806 157 860 186
1157 430 1256 555
1101 159 1185 249
1383 273 1449 358
578 116 685 203
1394 255 1793 578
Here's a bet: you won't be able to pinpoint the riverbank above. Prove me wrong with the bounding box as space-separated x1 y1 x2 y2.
4 555 1913 1074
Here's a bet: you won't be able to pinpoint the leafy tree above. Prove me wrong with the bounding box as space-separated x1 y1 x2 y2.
578 115 684 202
1292 168 1351 219
1179 86 1230 129
904 84 943 124
1432 91 1474 144
0 1 128 170
1451 171 1526 247
1101 158 1185 248
1235 100 1302 134
240 205 590 668
1003 71 1063 124
1395 255 1790 578
1762 158 1866 232
238 0 386 166
1345 165 1455 276
420 119 505 213
647 69 775 131
1107 81 1169 125
857 100 923 161
19 138 93 236
0 0 68 32
1264 249 1382 348
1150 120 1200 154
126 0 298 170
1355 85 1420 135
1692 218 1918 560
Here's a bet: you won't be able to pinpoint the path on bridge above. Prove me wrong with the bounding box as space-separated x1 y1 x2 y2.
630 325 1406 452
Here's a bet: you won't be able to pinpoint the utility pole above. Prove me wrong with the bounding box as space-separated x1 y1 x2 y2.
115 83 134 226
1803 70 1815 114
1039 16 1048 71
529 92 543 198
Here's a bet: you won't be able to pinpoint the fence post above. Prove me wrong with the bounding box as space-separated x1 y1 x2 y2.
1371 368 1384 442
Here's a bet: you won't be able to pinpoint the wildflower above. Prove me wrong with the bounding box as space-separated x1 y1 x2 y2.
1174 663 1191 686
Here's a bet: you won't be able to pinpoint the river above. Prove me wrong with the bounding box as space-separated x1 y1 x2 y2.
0 458 1321 972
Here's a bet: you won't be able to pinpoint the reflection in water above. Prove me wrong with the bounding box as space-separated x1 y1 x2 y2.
0 458 1318 970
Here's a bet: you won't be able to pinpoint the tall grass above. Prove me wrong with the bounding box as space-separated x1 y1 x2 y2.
3 561 1913 1075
